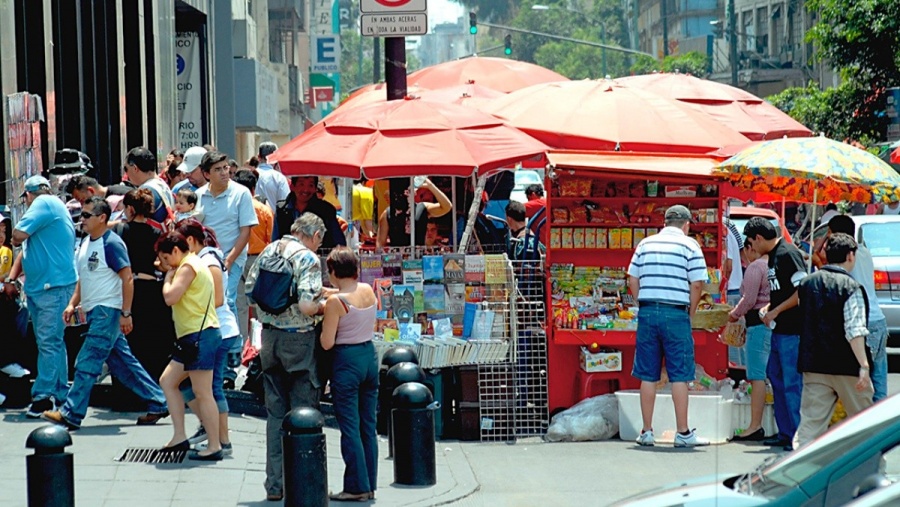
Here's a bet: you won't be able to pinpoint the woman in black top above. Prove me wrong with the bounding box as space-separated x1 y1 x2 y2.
115 189 176 386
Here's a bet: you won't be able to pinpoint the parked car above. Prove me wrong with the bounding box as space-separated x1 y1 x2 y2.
729 206 792 244
510 170 543 204
612 393 900 506
851 215 900 349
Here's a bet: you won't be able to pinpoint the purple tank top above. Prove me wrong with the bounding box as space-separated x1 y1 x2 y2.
335 296 376 345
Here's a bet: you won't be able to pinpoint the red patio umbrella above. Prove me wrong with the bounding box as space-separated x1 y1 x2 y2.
406 57 568 93
479 79 750 153
615 73 812 140
269 97 549 179
333 83 504 114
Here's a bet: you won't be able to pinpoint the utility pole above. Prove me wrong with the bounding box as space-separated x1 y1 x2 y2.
373 37 381 83
385 37 407 100
661 0 669 57
728 0 738 86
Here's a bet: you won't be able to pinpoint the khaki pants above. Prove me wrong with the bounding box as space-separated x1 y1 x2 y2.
235 254 257 340
796 372 874 448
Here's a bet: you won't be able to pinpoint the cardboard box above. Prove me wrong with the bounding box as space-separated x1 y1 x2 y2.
573 228 585 248
664 185 697 198
561 228 574 249
609 228 622 249
633 227 646 244
621 228 633 249
596 228 608 248
579 347 622 372
585 228 596 249
550 228 561 249
617 390 733 444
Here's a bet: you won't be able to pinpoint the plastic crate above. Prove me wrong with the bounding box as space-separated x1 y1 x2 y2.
616 390 733 444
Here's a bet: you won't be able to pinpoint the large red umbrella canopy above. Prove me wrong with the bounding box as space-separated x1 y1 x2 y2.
269 97 549 179
334 83 504 114
479 79 750 153
406 56 568 93
616 73 811 140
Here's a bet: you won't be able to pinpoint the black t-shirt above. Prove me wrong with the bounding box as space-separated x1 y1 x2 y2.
106 183 135 197
386 203 427 247
115 222 161 277
768 239 808 335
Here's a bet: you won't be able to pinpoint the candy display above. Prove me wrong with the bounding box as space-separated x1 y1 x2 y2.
550 264 637 330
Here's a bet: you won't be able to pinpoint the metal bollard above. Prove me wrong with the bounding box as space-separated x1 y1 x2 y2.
392 382 437 486
378 346 419 436
282 407 328 507
385 362 426 458
26 424 74 507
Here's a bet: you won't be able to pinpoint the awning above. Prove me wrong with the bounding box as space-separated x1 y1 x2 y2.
546 150 725 178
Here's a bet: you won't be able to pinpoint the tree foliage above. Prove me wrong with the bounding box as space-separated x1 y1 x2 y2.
451 0 517 22
629 52 709 77
767 82 886 144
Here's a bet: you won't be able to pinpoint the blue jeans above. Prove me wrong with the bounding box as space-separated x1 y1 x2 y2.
745 324 772 381
27 283 76 402
767 333 802 441
61 305 166 426
332 342 379 494
867 319 889 402
632 304 695 383
182 335 240 413
225 259 245 323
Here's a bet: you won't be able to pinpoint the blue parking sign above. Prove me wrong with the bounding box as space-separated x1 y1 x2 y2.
311 35 341 73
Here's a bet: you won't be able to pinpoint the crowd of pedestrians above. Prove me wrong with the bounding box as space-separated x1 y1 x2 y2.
0 142 384 500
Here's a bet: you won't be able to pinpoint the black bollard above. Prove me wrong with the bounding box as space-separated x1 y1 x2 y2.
282 407 328 507
392 382 437 486
385 362 426 458
378 346 419 436
26 424 74 507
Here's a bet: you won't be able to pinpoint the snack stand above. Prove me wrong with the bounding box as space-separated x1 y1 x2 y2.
543 151 730 414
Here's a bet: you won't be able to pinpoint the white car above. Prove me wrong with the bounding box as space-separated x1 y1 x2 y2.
510 170 543 204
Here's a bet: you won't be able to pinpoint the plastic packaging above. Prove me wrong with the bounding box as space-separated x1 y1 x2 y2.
545 394 619 442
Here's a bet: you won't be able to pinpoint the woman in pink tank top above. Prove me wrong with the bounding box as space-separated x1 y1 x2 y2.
320 247 378 501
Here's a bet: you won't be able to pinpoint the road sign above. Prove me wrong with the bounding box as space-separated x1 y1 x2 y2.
360 0 426 13
311 34 341 73
361 13 427 37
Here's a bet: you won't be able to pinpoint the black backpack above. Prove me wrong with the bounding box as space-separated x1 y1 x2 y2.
249 240 301 315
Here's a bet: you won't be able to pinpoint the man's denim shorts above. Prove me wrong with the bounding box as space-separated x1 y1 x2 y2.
632 303 695 383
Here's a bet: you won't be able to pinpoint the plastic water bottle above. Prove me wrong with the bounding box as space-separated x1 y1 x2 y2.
719 379 734 400
759 308 777 330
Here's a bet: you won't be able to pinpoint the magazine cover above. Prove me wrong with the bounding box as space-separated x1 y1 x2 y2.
373 278 394 312
464 254 485 283
399 322 422 343
392 284 416 322
465 285 485 303
443 253 465 283
359 254 383 285
423 255 444 283
402 259 424 289
444 283 466 315
423 285 445 314
382 253 403 284
484 254 507 284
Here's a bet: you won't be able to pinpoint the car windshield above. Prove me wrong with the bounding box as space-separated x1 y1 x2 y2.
747 396 900 496
514 171 541 187
860 222 900 257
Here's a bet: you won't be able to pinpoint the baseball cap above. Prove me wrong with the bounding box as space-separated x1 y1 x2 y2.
20 175 51 197
258 142 278 158
664 204 694 223
176 146 207 173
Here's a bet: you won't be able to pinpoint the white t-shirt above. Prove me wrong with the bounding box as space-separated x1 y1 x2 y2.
77 231 130 312
199 246 241 339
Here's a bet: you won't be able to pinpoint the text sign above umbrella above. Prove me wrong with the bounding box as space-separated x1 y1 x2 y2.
269 97 549 179
714 136 900 204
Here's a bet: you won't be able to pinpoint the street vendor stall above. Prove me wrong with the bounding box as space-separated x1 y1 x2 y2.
543 151 730 414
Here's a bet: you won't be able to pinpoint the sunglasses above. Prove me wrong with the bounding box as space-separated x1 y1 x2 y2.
80 211 100 219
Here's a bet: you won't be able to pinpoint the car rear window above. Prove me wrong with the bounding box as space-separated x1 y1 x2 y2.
860 223 900 257
730 217 781 241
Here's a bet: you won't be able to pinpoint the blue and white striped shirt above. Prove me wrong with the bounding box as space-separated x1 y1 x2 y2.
628 227 708 305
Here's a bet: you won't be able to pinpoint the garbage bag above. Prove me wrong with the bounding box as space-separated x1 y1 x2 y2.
545 394 619 442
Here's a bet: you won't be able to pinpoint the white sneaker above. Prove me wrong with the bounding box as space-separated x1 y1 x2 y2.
0 363 30 378
636 429 655 446
675 429 710 447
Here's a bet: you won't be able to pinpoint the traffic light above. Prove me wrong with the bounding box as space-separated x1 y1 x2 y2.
469 12 477 34
504 34 512 55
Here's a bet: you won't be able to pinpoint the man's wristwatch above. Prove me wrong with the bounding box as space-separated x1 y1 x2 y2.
121 311 133 318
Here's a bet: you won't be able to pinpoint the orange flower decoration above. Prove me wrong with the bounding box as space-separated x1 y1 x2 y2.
823 185 843 203
850 187 870 203
751 182 771 192
771 176 791 188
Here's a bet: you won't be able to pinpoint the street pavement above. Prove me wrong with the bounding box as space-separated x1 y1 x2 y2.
2 375 898 506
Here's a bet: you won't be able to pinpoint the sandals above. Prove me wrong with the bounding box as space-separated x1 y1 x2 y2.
329 491 371 502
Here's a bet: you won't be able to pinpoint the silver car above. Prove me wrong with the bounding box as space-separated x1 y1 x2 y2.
852 215 900 346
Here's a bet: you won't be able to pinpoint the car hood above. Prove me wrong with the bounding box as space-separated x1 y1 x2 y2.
611 474 769 507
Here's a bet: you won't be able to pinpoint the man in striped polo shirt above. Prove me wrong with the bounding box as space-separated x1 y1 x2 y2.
627 205 710 447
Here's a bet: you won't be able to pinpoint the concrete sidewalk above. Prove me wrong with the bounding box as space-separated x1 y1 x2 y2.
0 406 478 507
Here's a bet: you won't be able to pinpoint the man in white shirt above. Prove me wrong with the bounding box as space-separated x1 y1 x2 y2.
255 142 290 212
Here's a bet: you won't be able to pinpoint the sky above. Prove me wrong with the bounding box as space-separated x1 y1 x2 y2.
429 0 464 27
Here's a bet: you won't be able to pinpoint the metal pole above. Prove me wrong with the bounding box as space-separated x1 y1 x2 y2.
409 177 415 248
385 37 407 100
661 0 669 57
373 37 381 83
601 24 607 77
728 0 739 86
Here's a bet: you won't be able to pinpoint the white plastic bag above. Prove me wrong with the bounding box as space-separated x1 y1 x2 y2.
545 394 619 442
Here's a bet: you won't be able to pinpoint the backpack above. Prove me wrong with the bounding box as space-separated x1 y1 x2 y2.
249 239 301 315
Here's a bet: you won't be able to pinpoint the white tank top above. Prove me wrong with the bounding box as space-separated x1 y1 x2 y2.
883 203 900 215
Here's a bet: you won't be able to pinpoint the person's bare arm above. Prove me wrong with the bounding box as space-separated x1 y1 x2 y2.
117 267 134 335
8 251 23 280
225 226 252 271
628 275 640 301
762 291 799 326
319 296 343 350
689 280 703 317
162 264 196 306
208 265 226 308
62 281 82 324
376 209 389 250
849 336 871 391
11 229 28 247
422 179 452 218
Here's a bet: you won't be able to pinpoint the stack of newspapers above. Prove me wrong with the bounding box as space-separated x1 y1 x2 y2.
374 338 510 369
